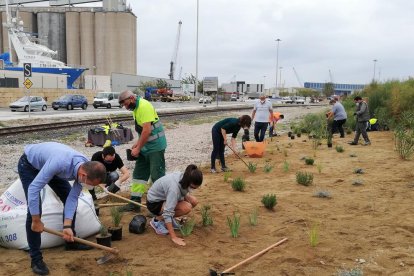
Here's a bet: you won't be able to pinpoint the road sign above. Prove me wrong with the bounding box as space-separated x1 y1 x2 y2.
23 63 32 77
203 77 218 92
24 78 33 89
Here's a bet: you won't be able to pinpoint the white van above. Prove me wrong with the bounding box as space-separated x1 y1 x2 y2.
93 92 121 109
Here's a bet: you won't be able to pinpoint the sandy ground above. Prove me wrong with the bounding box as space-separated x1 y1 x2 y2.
5 107 414 275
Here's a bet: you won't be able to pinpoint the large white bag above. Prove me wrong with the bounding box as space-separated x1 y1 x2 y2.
0 179 101 250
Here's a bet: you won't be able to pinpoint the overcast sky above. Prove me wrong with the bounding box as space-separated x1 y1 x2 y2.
124 0 414 87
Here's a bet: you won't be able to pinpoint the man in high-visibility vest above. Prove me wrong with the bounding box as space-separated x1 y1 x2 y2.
118 90 167 212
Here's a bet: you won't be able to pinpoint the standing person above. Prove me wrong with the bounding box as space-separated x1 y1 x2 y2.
349 96 371 145
328 99 347 138
269 112 284 137
17 142 107 275
251 95 273 142
118 90 167 212
89 146 130 200
147 164 203 246
210 115 252 173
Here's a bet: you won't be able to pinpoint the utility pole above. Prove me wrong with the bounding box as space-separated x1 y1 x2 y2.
275 38 281 94
373 59 377 82
195 0 199 98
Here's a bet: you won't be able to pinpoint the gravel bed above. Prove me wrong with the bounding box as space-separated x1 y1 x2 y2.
0 105 326 193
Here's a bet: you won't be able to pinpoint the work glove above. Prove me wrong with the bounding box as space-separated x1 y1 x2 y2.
106 181 120 193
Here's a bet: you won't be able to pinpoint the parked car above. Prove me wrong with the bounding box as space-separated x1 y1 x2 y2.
281 97 293 104
230 94 238 101
291 96 306 104
199 96 212 104
93 92 121 109
52 94 88 110
9 96 47 112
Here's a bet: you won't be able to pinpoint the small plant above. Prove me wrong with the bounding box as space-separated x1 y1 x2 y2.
305 157 314 165
179 218 196 237
283 160 290 172
110 207 123 227
249 208 258 226
231 177 246 191
263 163 274 173
335 145 345 153
261 194 277 210
296 171 314 186
99 225 109 236
352 179 364 186
314 190 331 198
283 149 288 157
317 163 323 174
200 205 213 226
247 162 257 173
223 171 232 182
309 224 319 247
349 153 357 157
394 126 414 160
337 267 363 276
354 168 364 174
227 213 241 238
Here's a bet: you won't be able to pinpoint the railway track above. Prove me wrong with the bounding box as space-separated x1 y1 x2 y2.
0 104 323 137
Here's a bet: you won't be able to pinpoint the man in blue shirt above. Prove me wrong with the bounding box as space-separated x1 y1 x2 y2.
328 99 347 138
17 142 106 275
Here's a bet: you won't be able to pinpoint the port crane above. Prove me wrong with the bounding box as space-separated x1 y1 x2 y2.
168 20 182 80
292 67 303 87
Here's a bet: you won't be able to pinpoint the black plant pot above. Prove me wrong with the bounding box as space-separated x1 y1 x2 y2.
287 131 292 137
291 135 295 140
96 234 112 247
327 143 333 148
109 226 123 241
297 133 301 138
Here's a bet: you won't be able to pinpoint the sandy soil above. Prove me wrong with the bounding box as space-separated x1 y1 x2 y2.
1 130 414 275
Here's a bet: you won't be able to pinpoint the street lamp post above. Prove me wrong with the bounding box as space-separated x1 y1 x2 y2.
373 59 377 82
196 0 200 100
279 67 283 91
275 38 281 94
263 75 266 94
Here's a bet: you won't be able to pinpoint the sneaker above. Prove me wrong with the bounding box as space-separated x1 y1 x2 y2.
150 218 169 235
348 142 358 145
221 167 231 172
364 141 371 146
210 169 217 173
172 218 181 230
31 260 50 275
65 242 93 251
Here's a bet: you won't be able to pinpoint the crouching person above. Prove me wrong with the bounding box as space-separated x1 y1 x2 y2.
147 164 203 246
18 142 107 275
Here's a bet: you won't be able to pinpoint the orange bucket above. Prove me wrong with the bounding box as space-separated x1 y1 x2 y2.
243 141 266 158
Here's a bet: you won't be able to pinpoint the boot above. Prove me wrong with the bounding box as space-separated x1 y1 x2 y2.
118 196 141 212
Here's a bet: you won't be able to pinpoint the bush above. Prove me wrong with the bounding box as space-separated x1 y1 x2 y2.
296 171 314 186
394 111 414 160
247 162 257 173
180 218 196 237
223 171 231 182
200 205 213 226
227 213 241 238
110 207 123 227
335 145 344 153
261 194 277 210
263 163 274 173
305 157 314 165
231 177 246 191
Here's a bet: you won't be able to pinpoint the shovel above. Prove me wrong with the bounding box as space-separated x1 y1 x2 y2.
226 144 250 169
43 227 119 265
209 238 288 276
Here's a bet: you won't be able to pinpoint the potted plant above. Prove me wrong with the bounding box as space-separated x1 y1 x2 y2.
108 207 123 241
96 225 112 247
327 134 333 148
287 131 292 137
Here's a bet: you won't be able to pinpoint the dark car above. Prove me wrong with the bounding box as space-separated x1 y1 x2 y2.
52 94 88 110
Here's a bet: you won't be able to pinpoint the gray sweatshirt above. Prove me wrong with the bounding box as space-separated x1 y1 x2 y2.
146 172 188 223
355 101 370 122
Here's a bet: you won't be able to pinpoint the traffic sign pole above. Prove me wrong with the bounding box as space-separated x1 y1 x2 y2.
23 63 32 118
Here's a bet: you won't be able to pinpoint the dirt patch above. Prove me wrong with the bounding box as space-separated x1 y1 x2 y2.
2 127 414 275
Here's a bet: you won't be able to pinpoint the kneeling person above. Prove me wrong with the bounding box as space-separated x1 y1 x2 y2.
147 164 203 246
90 146 130 200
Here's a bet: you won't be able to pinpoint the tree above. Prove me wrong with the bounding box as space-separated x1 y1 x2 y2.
323 82 335 98
156 79 169 89
279 91 290 97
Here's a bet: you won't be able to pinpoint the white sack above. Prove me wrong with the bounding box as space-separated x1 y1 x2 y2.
0 179 101 250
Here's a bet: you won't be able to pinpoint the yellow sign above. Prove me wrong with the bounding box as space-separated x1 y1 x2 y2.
24 78 33 89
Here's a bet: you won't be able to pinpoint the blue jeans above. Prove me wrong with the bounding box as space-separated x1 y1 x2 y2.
254 122 268 142
18 154 76 263
211 126 226 169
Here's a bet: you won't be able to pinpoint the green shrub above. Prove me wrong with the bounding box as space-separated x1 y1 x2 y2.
296 171 314 186
200 205 213 226
249 208 258 226
305 157 314 165
394 111 414 160
261 194 277 210
335 145 345 153
110 207 123 227
99 225 108 236
179 218 196 237
263 163 274 173
247 162 257 173
231 177 246 191
227 213 241 238
223 171 232 182
283 160 290 172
